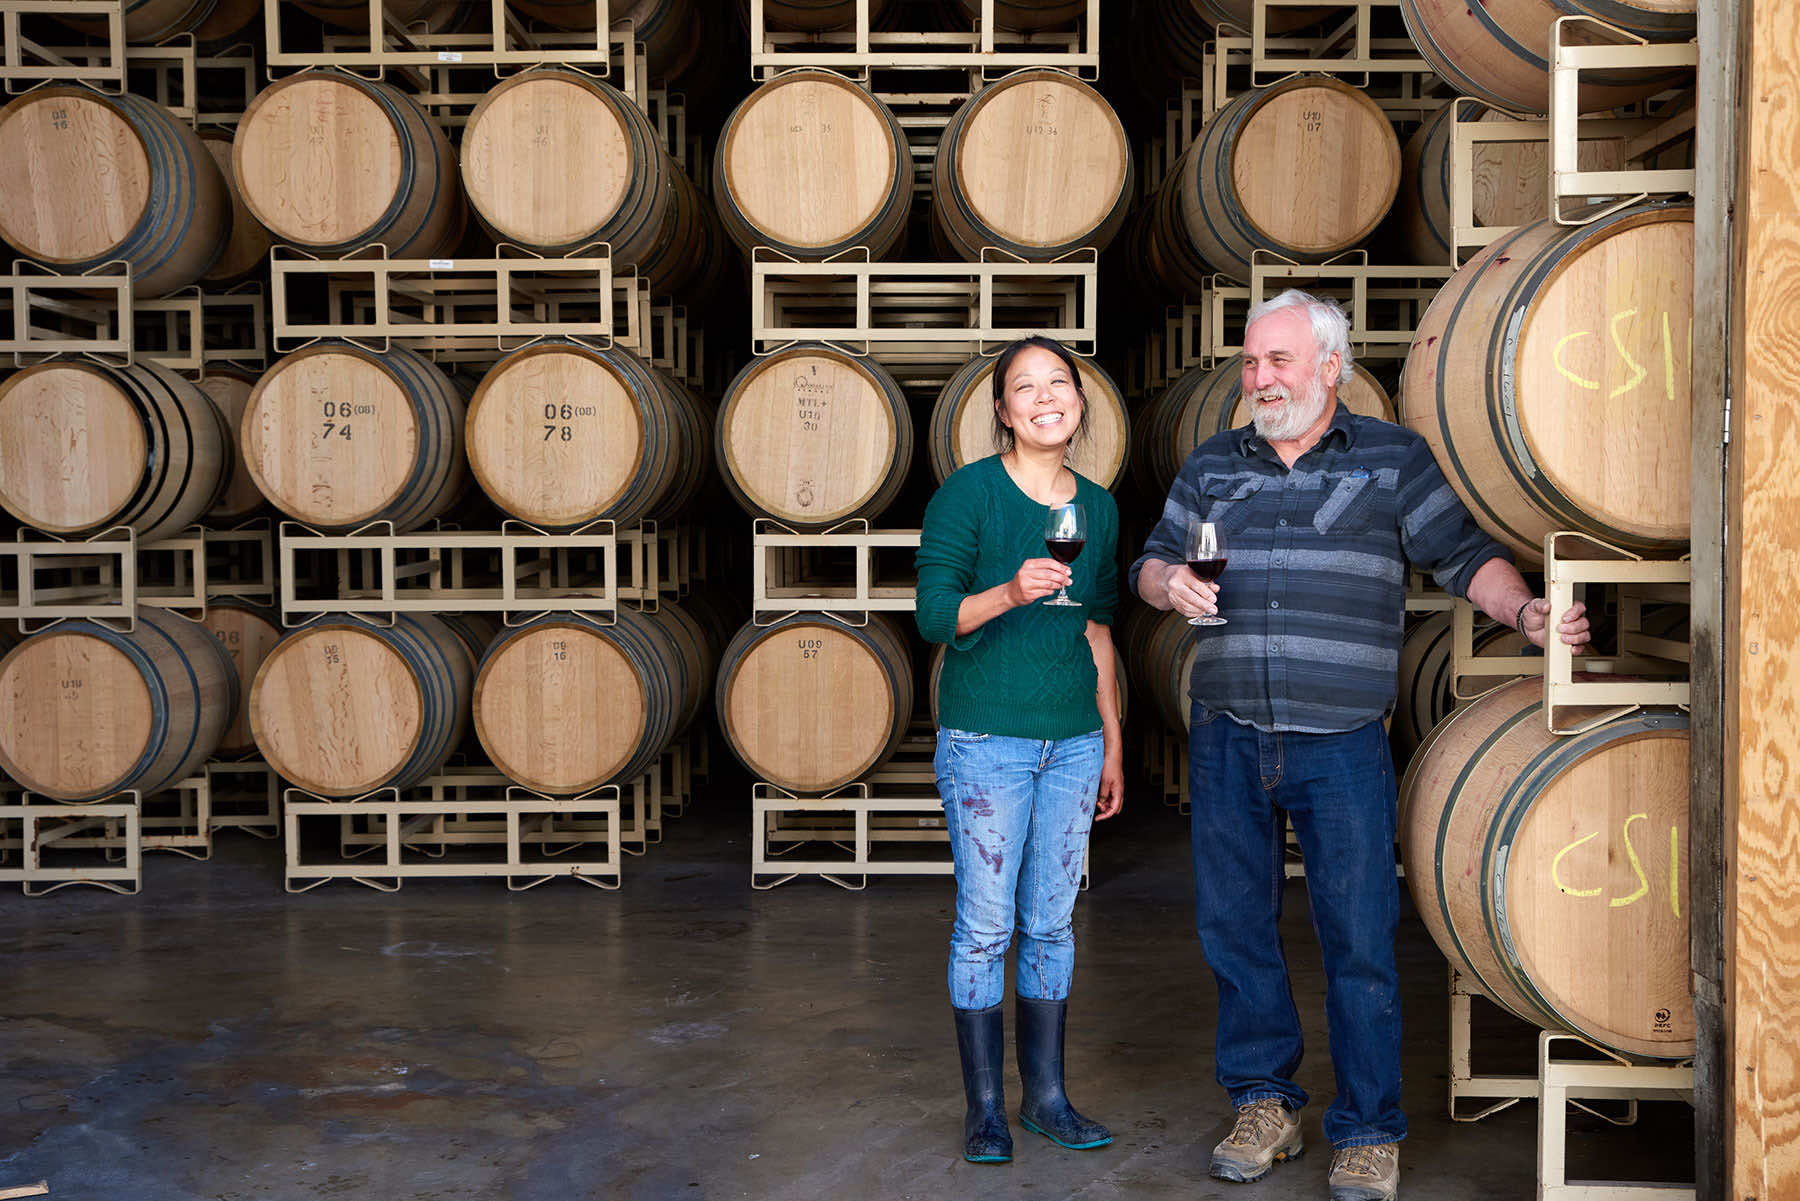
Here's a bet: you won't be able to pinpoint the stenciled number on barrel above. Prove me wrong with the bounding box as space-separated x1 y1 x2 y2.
798 637 822 660
1549 309 1691 401
543 401 595 443
1550 812 1681 918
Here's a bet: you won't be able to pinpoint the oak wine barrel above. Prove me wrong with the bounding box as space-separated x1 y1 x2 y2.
467 341 705 528
291 0 468 31
241 341 467 532
1120 605 1198 735
509 0 702 80
201 600 284 758
928 641 1126 727
0 608 237 801
249 613 474 797
196 368 264 521
474 603 711 796
931 69 1133 261
1140 77 1400 288
461 69 723 296
0 359 228 542
1128 0 1328 97
0 87 230 297
1401 678 1692 1058
1395 103 1628 265
199 128 271 282
715 70 913 260
52 0 219 46
1399 0 1696 116
1389 611 1530 766
716 614 914 794
753 0 894 28
1400 203 1692 564
927 351 1128 489
1132 356 1393 500
950 0 1086 29
234 71 464 258
191 0 261 42
716 343 913 528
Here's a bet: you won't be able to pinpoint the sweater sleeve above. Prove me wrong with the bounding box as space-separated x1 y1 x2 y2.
1090 488 1120 626
914 474 987 651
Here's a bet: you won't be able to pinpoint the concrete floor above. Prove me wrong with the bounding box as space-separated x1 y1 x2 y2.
2 778 1694 1201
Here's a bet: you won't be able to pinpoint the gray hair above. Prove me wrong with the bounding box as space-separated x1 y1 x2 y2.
1245 288 1354 379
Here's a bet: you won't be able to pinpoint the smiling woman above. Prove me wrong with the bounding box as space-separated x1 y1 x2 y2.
914 335 1123 1166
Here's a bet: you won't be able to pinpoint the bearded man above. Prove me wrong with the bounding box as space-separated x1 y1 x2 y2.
1130 290 1592 1201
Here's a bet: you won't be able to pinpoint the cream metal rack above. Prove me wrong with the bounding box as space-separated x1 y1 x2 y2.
748 0 1099 79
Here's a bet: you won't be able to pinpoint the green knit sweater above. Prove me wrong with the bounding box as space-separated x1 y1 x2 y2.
914 455 1119 740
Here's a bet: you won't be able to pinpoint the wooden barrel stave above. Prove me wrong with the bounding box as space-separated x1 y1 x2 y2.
1399 0 1696 116
0 87 230 297
0 359 228 543
931 69 1133 261
201 600 284 758
1400 678 1692 1058
474 602 711 796
250 613 472 797
0 608 237 801
716 343 912 528
1400 204 1692 564
462 70 691 281
928 350 1129 489
234 71 464 258
242 341 467 532
467 341 702 529
1142 78 1400 287
716 614 913 794
715 70 913 260
200 128 271 281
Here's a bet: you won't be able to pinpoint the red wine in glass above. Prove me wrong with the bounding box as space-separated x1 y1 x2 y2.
1043 503 1086 607
1187 556 1227 582
1183 520 1228 626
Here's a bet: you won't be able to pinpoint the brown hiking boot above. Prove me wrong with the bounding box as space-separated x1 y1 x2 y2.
1208 1098 1303 1183
1329 1142 1399 1201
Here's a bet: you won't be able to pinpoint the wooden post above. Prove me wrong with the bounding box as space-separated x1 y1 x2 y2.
1727 0 1800 1195
1692 0 1737 1194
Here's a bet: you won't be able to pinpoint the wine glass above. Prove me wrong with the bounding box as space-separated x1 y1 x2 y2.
1184 520 1228 626
1042 503 1086 608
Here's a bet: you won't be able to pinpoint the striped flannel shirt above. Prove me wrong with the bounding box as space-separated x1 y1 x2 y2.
1128 403 1510 734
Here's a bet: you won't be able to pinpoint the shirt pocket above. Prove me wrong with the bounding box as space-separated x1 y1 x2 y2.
1200 477 1263 534
1312 473 1383 535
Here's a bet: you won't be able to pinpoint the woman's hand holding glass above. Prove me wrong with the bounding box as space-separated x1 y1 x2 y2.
1005 557 1073 607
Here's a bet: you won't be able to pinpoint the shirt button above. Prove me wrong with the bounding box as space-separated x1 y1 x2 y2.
1279 518 1289 526
1271 641 1282 651
1272 555 1283 565
1271 601 1280 609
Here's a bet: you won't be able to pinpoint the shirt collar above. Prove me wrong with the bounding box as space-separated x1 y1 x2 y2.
1234 401 1358 458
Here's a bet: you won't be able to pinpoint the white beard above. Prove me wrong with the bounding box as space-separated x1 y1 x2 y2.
1248 364 1332 443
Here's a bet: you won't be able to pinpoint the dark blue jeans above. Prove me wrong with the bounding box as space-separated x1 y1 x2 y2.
1188 702 1406 1149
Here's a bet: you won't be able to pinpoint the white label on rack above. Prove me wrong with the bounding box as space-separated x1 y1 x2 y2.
437 51 463 62
918 819 935 828
428 259 454 270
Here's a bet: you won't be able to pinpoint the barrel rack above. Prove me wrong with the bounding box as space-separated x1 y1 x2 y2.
264 0 612 74
748 0 1100 79
2 261 267 367
0 523 275 628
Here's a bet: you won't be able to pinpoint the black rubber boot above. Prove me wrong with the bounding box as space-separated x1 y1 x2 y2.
953 1004 1013 1163
1016 995 1113 1150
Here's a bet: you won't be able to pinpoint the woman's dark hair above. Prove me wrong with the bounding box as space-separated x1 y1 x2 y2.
990 335 1088 454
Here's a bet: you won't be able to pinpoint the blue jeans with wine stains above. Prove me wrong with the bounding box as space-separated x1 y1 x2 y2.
934 727 1105 1010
